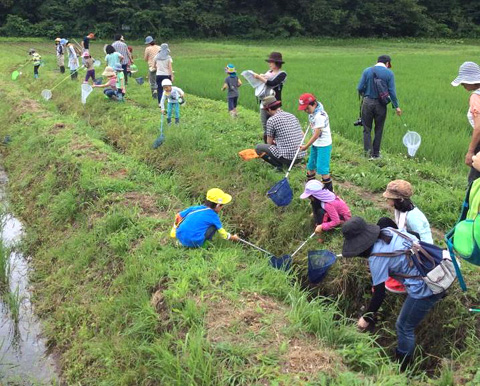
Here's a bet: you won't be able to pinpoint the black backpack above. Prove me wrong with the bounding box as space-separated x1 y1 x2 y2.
372 67 391 106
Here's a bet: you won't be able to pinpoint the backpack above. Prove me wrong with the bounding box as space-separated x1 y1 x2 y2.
372 67 391 106
372 228 456 294
445 180 480 291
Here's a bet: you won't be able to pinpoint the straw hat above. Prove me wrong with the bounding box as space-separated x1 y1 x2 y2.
451 62 480 86
382 180 413 200
102 66 115 77
342 217 380 258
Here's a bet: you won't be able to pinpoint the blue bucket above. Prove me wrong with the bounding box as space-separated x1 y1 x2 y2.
307 250 336 284
270 254 292 270
135 77 144 85
267 178 293 207
94 77 103 85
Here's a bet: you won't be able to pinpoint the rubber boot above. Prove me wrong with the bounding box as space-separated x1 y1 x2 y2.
34 74 38 79
175 118 180 125
322 177 333 192
306 172 316 182
60 66 65 74
167 118 172 125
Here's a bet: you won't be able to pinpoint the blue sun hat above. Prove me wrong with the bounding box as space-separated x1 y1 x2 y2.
225 63 236 76
145 36 154 44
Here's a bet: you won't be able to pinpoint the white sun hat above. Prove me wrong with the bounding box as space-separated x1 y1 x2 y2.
451 61 480 87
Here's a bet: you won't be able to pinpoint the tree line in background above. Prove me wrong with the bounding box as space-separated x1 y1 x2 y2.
0 0 479 39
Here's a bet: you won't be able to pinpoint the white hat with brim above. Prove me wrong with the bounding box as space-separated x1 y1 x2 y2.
102 67 115 77
451 61 480 86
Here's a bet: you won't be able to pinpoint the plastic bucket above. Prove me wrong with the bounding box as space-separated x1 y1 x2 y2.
403 131 421 157
307 250 336 284
270 254 292 270
135 77 144 85
94 77 103 85
267 178 293 207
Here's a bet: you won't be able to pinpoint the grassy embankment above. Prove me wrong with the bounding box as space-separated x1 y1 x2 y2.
1 39 479 384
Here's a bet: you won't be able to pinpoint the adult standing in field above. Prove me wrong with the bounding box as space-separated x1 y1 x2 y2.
357 55 402 159
81 32 95 54
55 38 65 73
253 52 287 142
255 96 306 169
154 43 174 106
451 62 480 183
66 40 79 80
112 34 132 85
144 36 161 98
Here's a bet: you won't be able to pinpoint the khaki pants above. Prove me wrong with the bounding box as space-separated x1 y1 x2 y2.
149 70 157 93
57 54 64 67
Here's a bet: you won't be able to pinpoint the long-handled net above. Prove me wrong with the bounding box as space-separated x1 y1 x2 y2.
41 66 84 101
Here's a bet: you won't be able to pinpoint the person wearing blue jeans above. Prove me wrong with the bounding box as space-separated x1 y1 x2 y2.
159 79 184 124
341 217 444 369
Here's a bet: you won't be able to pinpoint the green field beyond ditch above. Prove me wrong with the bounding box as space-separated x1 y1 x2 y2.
0 39 479 385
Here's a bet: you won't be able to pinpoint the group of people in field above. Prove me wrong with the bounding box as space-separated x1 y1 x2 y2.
26 34 480 371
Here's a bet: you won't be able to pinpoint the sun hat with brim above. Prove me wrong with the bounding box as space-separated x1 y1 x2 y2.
82 52 91 58
382 179 413 200
102 67 115 77
60 39 67 45
145 36 154 44
451 61 480 87
265 52 284 64
206 188 232 205
226 64 236 73
262 95 281 109
55 37 61 42
300 180 324 199
342 217 380 258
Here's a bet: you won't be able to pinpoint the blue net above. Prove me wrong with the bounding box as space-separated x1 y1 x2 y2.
270 254 292 270
267 178 293 207
94 77 103 85
308 250 336 284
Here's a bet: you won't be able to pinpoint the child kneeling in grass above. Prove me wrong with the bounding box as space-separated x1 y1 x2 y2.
170 188 239 248
93 66 119 100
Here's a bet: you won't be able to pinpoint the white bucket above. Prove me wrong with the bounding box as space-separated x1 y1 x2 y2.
403 131 421 157
41 89 52 101
81 83 93 105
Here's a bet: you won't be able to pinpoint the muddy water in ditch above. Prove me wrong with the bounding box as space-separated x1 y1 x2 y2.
0 169 58 384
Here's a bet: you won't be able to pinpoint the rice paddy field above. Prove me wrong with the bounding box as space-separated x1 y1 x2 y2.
0 38 479 384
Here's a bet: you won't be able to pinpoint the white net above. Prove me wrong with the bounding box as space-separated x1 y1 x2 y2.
403 131 421 157
81 83 93 105
41 89 52 101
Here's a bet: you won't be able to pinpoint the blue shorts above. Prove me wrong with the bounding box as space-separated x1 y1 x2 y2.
307 144 332 175
228 97 238 111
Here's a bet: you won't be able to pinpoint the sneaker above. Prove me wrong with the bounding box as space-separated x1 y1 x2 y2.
385 277 406 294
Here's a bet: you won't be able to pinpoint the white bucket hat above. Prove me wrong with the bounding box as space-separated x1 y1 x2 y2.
161 79 172 87
451 62 480 87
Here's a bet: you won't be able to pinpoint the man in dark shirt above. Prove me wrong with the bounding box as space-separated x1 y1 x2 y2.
81 33 95 52
357 55 402 159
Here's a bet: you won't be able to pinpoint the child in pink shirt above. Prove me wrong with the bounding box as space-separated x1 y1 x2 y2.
300 180 351 235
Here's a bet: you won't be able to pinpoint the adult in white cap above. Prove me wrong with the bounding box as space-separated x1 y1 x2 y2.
452 61 480 183
144 36 160 98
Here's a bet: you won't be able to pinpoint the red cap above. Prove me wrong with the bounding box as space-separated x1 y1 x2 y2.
298 93 316 110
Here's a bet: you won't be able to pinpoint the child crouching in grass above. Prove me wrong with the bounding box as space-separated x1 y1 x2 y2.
221 63 242 117
160 79 184 124
170 188 239 248
93 66 119 100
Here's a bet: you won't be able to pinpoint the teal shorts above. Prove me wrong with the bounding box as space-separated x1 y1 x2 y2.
307 144 332 175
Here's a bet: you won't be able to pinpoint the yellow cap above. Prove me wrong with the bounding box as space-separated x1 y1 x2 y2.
206 188 232 205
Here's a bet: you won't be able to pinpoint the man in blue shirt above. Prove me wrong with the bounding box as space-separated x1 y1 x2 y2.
357 55 402 159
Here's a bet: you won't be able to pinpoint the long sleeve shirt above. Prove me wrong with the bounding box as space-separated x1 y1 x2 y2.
159 86 184 110
357 64 399 108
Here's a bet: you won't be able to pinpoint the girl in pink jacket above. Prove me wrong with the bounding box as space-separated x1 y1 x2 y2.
300 180 351 235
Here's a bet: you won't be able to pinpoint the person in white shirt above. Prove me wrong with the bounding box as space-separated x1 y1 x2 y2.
298 93 333 192
159 79 184 125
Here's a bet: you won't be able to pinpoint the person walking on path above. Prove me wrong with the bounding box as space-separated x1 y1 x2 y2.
66 41 79 80
252 52 287 141
170 188 240 248
112 34 132 85
154 43 174 105
357 55 402 159
255 96 306 170
341 217 444 370
221 64 242 117
298 93 333 191
451 62 480 183
144 36 161 98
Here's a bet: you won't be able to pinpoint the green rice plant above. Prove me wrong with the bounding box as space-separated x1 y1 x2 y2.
4 286 21 325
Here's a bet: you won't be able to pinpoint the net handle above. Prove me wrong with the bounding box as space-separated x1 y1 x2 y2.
285 122 310 179
291 232 316 257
